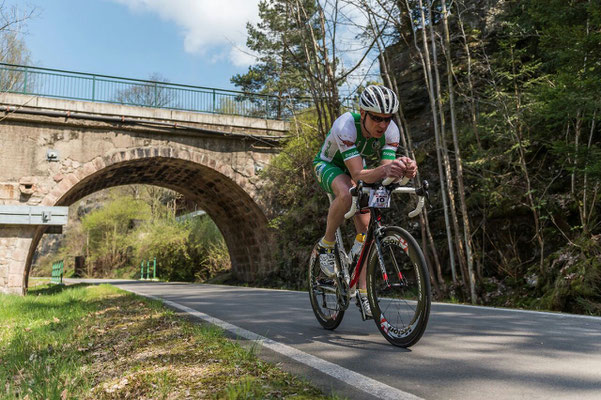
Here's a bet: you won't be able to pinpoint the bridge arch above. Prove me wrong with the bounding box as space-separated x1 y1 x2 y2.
17 145 275 292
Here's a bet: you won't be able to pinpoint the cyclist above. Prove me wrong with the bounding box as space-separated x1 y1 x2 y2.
313 85 418 317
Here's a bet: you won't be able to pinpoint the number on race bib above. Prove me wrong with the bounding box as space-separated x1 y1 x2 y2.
368 187 391 208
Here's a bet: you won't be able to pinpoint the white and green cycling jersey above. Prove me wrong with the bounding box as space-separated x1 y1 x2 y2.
314 112 399 169
313 112 400 193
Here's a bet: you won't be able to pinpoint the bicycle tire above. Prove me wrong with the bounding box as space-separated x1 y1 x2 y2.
366 226 431 347
308 243 345 330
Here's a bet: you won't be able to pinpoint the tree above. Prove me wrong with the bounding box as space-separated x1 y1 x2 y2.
439 0 477 298
391 0 463 294
235 0 383 136
115 73 176 108
524 0 601 235
0 3 35 91
231 0 311 117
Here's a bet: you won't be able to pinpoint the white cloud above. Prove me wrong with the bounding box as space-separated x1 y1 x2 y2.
110 0 260 66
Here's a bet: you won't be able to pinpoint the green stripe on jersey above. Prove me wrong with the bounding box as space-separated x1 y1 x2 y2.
342 148 359 160
382 149 396 160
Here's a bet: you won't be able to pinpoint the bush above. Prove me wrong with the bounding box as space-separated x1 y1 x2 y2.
132 215 230 282
539 236 601 315
39 186 231 283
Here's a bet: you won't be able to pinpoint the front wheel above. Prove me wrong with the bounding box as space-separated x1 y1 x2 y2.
308 243 345 330
367 227 431 347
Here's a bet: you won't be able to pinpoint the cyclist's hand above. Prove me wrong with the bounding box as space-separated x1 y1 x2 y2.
397 156 418 178
383 160 406 178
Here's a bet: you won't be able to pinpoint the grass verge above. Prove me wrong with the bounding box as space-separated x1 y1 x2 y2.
0 284 338 399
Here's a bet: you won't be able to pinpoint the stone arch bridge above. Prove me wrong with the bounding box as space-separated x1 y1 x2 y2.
0 93 288 295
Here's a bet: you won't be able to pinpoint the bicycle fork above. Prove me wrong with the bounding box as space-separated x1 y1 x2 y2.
374 227 408 289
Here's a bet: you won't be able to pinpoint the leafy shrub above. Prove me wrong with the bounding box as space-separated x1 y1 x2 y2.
36 187 230 283
132 214 230 282
540 236 601 315
82 195 151 276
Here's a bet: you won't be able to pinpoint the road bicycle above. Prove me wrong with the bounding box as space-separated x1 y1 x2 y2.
308 177 431 347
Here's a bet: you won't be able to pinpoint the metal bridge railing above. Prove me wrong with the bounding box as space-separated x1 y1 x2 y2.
0 63 314 120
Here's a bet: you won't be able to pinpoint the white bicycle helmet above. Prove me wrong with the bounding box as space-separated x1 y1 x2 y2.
359 85 399 114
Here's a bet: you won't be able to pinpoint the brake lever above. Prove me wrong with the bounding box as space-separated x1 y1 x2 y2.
344 180 364 219
415 180 432 210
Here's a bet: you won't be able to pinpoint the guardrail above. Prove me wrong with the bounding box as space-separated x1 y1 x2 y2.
51 260 64 284
0 63 314 120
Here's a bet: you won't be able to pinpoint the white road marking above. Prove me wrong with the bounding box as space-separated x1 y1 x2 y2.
432 301 601 321
127 289 424 400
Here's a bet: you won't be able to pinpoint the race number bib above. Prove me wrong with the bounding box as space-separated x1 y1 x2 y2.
368 187 391 208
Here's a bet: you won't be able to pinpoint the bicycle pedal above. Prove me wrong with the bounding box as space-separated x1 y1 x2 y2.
355 293 373 321
358 307 373 321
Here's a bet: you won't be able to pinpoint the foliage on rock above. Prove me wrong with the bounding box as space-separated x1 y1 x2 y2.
34 186 230 283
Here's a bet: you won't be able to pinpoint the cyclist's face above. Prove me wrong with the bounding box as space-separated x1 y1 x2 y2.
361 110 393 137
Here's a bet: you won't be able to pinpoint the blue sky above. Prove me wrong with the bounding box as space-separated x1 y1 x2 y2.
20 0 260 90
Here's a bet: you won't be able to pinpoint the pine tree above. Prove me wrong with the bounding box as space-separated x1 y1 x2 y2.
231 0 316 118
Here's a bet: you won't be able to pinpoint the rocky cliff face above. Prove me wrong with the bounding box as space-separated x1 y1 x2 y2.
384 0 507 146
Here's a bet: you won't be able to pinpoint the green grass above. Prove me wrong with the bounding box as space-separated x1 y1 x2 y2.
0 284 339 399
0 284 109 399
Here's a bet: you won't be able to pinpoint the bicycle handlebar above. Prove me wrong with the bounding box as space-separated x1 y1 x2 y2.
382 176 408 186
343 177 428 219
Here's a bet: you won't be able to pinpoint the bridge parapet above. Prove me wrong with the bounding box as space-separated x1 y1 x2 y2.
0 93 289 138
0 62 311 120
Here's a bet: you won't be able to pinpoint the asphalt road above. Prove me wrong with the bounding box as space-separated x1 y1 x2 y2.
66 279 601 400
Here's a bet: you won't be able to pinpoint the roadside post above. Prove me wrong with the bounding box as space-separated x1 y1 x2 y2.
140 258 157 280
51 260 64 284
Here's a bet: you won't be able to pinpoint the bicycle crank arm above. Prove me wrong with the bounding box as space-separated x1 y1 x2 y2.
313 283 337 293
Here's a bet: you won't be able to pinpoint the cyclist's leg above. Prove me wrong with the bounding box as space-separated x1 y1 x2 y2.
324 174 353 242
316 159 369 287
352 213 369 234
313 160 349 242
353 213 370 290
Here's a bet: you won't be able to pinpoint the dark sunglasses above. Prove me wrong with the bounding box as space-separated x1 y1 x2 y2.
367 112 394 123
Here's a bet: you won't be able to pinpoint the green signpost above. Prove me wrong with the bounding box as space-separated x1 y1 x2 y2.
51 260 64 284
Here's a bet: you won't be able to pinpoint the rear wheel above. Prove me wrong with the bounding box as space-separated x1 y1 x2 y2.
308 243 345 330
367 227 431 347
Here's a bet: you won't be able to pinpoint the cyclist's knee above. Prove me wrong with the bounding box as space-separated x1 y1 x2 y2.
331 175 352 196
336 189 352 205
332 183 352 202
355 213 369 231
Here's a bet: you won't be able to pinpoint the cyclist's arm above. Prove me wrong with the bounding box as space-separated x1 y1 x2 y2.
345 157 405 184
